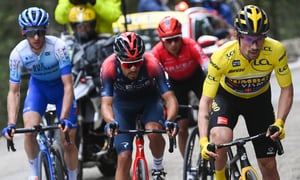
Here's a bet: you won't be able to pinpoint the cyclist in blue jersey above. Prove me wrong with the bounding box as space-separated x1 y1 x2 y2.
101 32 178 180
1 7 78 180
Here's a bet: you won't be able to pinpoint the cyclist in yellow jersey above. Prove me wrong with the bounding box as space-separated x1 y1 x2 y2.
198 5 293 180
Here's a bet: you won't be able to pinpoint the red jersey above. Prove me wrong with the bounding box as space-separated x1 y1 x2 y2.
152 37 209 80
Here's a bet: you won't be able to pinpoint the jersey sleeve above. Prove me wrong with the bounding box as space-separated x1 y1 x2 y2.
202 48 227 98
273 43 292 87
9 48 23 83
55 38 72 75
189 39 210 70
144 53 171 95
100 55 116 97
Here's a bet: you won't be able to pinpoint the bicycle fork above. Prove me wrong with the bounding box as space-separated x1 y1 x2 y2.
132 136 149 180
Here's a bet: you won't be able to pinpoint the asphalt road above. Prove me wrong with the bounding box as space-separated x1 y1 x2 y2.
0 59 299 179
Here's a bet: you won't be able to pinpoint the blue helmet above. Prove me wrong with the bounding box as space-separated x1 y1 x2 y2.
18 7 49 29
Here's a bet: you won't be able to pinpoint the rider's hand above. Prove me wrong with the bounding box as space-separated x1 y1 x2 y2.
2 124 16 140
164 120 179 137
104 120 119 137
268 119 285 140
59 119 76 132
199 137 213 160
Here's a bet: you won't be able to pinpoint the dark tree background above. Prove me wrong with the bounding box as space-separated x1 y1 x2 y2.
0 0 299 128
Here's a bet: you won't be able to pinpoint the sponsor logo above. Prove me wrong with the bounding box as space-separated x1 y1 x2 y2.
217 116 228 125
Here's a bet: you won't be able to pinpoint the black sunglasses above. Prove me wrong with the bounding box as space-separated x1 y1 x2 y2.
24 29 46 38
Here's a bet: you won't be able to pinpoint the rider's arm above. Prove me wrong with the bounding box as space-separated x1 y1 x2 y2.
198 95 213 138
161 91 178 122
7 82 21 125
60 74 74 120
101 96 115 123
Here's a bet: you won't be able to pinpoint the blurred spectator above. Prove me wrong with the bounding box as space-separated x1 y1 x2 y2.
55 0 122 34
138 0 170 12
175 1 189 12
204 0 234 26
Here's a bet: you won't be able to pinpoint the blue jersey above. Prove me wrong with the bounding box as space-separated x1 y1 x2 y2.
9 35 77 123
9 35 72 83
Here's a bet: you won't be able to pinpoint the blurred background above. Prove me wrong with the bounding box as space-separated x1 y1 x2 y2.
0 0 299 128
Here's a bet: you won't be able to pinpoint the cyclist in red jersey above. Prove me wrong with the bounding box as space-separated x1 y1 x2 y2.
152 16 210 157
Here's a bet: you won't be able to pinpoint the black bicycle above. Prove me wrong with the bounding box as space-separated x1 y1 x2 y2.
183 124 284 180
6 123 70 180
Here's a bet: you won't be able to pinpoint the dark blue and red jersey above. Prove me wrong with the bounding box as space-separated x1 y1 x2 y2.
100 52 171 99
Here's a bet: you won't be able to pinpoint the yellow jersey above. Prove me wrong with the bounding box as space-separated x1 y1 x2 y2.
203 37 292 99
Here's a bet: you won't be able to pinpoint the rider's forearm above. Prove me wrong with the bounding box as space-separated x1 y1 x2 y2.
7 85 20 125
60 75 73 119
163 91 178 121
198 96 213 138
276 84 293 121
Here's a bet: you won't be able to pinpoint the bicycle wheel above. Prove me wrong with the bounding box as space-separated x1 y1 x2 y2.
243 169 259 180
52 143 68 180
183 126 214 180
135 159 148 180
38 151 51 180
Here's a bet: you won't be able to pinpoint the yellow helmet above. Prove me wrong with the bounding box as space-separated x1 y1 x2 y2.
68 5 96 23
235 5 270 35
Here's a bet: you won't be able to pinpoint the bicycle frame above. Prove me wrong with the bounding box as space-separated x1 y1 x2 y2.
111 116 176 180
132 132 149 180
7 124 68 180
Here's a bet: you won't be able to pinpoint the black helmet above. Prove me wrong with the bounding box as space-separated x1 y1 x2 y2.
234 5 270 35
113 32 145 61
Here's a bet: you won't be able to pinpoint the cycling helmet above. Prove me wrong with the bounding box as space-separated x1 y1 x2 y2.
69 5 96 23
113 32 145 61
18 7 49 29
234 5 270 35
157 16 182 38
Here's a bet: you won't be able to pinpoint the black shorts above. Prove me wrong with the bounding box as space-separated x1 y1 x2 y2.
169 65 205 119
209 86 277 158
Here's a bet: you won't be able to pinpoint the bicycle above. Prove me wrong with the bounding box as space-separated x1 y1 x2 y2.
108 115 177 180
181 104 284 180
180 104 214 180
207 126 284 180
6 123 70 180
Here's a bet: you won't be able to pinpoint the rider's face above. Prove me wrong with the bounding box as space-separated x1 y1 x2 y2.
161 35 182 56
23 27 46 53
117 56 144 80
239 35 265 60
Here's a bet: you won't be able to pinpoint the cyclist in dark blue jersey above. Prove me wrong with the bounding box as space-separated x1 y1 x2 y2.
2 7 78 180
101 32 178 180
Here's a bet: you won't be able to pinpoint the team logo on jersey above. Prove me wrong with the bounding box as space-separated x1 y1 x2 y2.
232 60 240 67
251 58 273 71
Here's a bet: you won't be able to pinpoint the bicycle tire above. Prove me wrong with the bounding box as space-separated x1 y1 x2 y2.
38 151 51 180
243 169 259 180
183 126 214 180
52 144 68 180
136 159 148 180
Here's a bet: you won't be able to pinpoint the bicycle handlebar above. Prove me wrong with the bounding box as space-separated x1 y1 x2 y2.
178 104 199 110
108 128 177 153
6 124 71 152
207 126 284 156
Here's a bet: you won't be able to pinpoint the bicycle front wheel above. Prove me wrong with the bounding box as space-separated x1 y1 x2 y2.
242 168 260 180
52 143 68 180
183 126 214 180
134 159 148 180
38 151 51 180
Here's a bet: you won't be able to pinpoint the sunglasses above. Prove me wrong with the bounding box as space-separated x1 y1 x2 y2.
162 35 182 44
240 35 265 44
24 29 46 38
117 57 144 69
